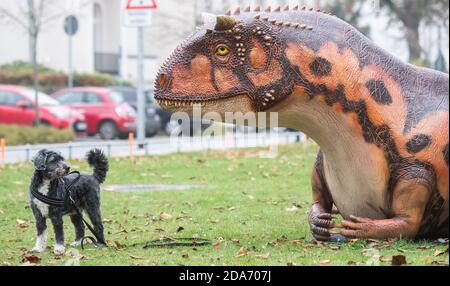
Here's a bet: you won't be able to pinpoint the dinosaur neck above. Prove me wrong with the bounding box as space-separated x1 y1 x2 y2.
269 88 362 156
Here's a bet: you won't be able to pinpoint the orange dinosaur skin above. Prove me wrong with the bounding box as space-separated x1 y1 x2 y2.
155 5 449 241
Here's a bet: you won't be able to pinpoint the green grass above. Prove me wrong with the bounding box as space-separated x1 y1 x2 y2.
0 143 448 266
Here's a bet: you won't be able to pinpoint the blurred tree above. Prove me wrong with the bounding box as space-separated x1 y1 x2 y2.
326 0 371 37
381 0 449 63
0 0 89 124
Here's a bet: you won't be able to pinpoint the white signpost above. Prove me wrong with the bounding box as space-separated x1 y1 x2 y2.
123 0 157 143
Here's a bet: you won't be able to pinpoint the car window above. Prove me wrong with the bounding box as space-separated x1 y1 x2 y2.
84 92 103 104
21 89 59 106
56 92 84 105
108 91 125 104
0 91 26 106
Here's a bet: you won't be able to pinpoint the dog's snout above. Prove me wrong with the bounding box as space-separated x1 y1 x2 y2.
64 164 71 172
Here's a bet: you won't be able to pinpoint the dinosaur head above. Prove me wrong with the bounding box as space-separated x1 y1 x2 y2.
154 8 295 117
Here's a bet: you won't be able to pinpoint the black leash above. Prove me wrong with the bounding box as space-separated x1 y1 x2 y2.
31 171 107 250
137 237 212 248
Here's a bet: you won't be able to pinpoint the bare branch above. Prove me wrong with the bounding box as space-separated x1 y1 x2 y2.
0 7 28 31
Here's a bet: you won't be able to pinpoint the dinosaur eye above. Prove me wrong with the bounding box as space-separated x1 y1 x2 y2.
215 45 230 57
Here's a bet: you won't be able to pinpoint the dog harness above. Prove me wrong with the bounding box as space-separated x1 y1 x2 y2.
30 171 107 249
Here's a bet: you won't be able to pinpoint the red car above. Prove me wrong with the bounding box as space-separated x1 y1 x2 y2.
0 85 87 133
52 87 137 139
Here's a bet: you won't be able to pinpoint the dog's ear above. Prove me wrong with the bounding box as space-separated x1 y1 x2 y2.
32 150 48 171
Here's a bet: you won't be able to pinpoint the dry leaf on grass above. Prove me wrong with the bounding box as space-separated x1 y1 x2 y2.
392 255 407 266
159 212 173 220
129 255 144 260
16 219 28 228
236 247 249 257
285 205 299 213
319 259 331 265
212 242 222 249
433 248 448 257
22 254 41 264
256 253 270 260
114 241 127 250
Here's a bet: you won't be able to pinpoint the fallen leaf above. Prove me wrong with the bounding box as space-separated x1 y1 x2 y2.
212 242 221 249
319 259 331 265
159 212 173 220
114 241 127 250
236 247 249 257
256 253 270 260
22 254 41 264
16 219 28 228
210 219 219 224
433 248 448 257
231 239 240 244
392 255 407 266
129 255 144 260
285 205 299 213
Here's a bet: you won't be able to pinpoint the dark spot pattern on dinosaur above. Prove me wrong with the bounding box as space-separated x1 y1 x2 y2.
406 134 432 154
309 57 332 77
365 80 393 105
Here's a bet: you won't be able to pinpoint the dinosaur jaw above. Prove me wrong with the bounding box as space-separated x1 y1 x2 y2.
156 93 255 116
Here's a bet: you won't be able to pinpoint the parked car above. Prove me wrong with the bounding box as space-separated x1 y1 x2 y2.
51 87 137 140
0 85 87 133
109 86 162 138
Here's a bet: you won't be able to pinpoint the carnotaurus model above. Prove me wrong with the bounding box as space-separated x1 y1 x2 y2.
154 5 449 240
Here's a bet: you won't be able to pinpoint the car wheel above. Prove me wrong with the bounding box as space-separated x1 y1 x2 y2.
98 121 119 140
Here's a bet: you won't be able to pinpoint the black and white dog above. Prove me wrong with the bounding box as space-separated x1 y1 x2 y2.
29 149 108 254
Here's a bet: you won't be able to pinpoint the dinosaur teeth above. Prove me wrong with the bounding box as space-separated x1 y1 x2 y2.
254 5 261 12
244 5 251 12
253 14 260 19
265 6 271 12
284 4 290 11
234 7 240 14
225 9 231 15
300 24 306 29
293 5 299 10
274 5 281 12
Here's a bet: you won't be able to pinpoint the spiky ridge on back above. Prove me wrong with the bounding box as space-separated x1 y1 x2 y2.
87 149 109 184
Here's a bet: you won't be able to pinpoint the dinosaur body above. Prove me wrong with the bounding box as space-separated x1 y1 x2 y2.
155 5 449 240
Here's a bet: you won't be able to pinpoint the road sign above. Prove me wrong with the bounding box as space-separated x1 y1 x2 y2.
123 0 157 27
64 15 78 36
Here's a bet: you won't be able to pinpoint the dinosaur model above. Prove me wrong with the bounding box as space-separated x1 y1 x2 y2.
154 5 449 240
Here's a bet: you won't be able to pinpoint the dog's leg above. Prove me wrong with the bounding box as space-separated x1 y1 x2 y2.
30 210 47 253
50 215 65 255
85 205 106 245
70 214 85 247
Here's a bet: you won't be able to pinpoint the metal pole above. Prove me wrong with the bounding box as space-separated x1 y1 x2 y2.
68 33 73 88
136 26 146 142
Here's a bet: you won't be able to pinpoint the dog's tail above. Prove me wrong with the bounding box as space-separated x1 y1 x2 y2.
86 149 109 184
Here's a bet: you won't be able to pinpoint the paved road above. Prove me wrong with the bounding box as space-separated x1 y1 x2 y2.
2 132 305 164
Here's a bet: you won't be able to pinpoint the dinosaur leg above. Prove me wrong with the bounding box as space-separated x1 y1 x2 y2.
340 179 431 239
308 151 336 241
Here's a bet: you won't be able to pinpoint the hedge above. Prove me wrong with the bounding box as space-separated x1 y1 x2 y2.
0 124 75 146
0 60 131 94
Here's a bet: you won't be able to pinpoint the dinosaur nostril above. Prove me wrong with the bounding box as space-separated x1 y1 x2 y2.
157 73 169 89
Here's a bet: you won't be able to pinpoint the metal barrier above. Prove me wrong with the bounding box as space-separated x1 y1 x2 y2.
1 132 306 165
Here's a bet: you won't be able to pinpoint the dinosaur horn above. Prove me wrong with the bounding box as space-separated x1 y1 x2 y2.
215 15 236 31
202 12 217 25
